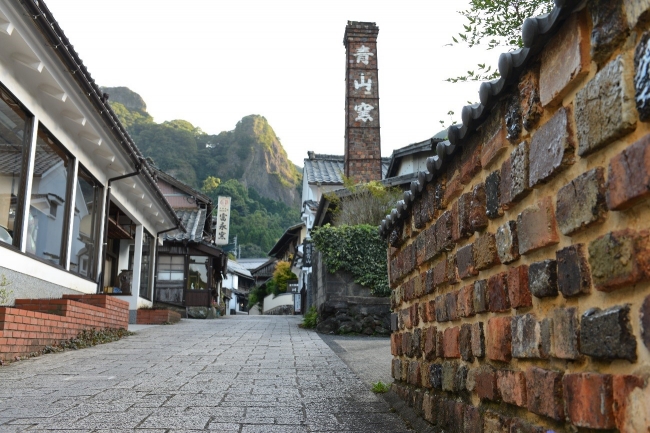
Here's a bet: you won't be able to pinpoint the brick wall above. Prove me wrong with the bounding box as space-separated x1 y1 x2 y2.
386 2 650 431
136 309 181 325
0 295 129 361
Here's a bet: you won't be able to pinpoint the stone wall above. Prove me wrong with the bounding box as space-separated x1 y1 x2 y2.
385 2 650 431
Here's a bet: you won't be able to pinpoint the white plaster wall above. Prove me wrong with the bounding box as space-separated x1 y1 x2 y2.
263 293 294 313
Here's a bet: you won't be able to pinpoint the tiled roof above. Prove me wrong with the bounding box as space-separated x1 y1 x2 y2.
227 260 253 278
163 208 206 242
304 154 391 184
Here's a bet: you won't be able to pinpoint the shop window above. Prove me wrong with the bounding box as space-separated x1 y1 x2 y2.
157 255 184 282
188 256 208 290
0 86 32 249
139 230 155 300
69 166 102 279
27 125 72 266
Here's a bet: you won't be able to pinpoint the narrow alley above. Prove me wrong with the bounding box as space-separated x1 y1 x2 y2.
0 316 412 432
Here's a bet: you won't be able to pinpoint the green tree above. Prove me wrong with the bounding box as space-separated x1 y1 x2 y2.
447 0 553 83
267 261 297 295
201 176 221 195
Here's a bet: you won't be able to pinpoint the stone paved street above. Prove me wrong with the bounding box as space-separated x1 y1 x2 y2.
0 316 412 432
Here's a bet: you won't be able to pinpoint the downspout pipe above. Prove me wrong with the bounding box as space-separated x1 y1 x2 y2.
96 159 143 293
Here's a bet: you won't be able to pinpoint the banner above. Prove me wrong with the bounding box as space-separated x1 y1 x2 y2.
215 196 231 245
303 240 313 268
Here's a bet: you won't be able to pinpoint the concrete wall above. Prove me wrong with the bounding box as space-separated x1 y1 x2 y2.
386 2 650 431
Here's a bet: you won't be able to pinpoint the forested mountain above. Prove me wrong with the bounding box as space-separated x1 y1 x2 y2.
102 86 301 257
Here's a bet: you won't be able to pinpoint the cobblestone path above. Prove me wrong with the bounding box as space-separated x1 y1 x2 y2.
0 316 412 432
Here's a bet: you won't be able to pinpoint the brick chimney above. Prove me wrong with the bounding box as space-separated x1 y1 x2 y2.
344 21 382 183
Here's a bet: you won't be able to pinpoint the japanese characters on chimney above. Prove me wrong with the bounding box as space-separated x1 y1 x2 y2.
344 21 382 183
215 196 231 246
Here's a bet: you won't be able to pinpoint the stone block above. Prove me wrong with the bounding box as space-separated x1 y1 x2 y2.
556 167 607 235
556 243 592 297
563 373 615 429
507 265 531 308
473 279 488 313
429 363 442 389
459 323 473 362
528 259 558 298
424 326 437 361
506 95 523 143
607 133 650 210
457 284 475 318
612 374 645 432
589 0 629 66
580 304 637 361
588 229 650 291
469 183 488 232
457 243 477 280
443 326 460 358
550 307 579 360
496 220 519 264
484 410 511 433
511 314 550 359
525 367 565 421
540 12 590 106
446 291 459 321
517 197 559 255
642 294 650 351
474 232 500 271
635 31 650 121
529 106 575 187
471 321 485 358
487 272 510 312
576 54 637 156
485 170 502 219
497 370 527 407
486 317 512 362
475 365 499 401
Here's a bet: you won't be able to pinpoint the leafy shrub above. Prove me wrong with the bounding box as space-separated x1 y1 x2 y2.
302 306 318 328
371 381 390 393
311 224 390 296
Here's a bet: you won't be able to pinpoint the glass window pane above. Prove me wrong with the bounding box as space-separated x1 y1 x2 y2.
27 126 70 265
0 87 30 248
188 256 208 290
158 255 185 282
139 230 154 300
69 166 101 278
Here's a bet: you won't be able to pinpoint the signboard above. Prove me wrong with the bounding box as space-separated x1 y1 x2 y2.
288 280 299 293
303 240 313 268
294 293 301 314
215 196 231 245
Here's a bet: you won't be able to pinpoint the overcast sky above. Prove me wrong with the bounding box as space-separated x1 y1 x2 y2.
45 0 498 167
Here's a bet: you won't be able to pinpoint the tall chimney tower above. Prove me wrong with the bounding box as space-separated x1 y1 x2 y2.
344 21 382 183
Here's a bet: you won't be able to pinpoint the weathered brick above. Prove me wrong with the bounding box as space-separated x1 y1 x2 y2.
580 304 637 362
474 232 500 271
520 68 543 131
442 361 458 392
497 370 527 407
392 358 402 380
529 106 575 187
607 133 650 210
469 183 488 232
473 279 488 314
463 405 482 433
429 363 442 389
589 0 629 66
444 174 464 206
509 418 545 433
486 317 512 362
391 333 401 356
447 253 460 285
412 328 422 358
424 299 436 323
436 328 444 358
550 307 579 360
526 367 565 421
540 12 590 106
511 314 550 359
588 229 650 291
408 360 422 386
471 322 485 358
485 170 502 219
510 141 530 204
402 331 411 356
576 54 638 156
484 411 510 433
487 272 510 313
564 373 615 429
403 278 415 301
424 225 437 263
415 236 426 266
475 365 499 401
443 326 460 358
433 258 448 288
495 221 519 264
435 295 447 323
528 259 558 298
481 121 508 169
460 136 482 185
499 156 513 208
401 308 412 329
556 243 592 297
446 291 459 321
422 393 435 424
456 243 477 280
507 265 531 309
459 323 473 362
423 326 437 361
556 167 607 235
642 294 650 351
517 197 559 255
457 192 473 239
635 31 650 122
401 357 409 382
424 269 434 295
457 284 475 318
390 313 399 332
435 210 453 253
612 374 645 432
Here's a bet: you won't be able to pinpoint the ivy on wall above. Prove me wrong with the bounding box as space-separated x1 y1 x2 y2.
311 224 390 297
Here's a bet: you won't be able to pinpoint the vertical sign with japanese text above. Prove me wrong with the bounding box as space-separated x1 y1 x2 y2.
215 196 231 245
